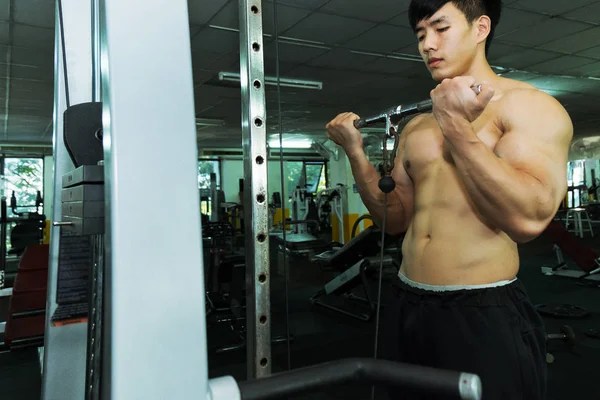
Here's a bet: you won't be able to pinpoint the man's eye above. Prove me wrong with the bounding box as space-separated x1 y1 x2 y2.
438 27 450 32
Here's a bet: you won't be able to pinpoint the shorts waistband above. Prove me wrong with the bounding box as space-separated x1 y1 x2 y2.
398 272 518 292
392 272 527 306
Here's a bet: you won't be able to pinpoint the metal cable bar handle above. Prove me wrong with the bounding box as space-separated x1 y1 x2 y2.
237 358 481 400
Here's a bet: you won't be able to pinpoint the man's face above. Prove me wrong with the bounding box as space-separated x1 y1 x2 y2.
415 2 478 81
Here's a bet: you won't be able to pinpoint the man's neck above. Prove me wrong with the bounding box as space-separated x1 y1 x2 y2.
462 53 498 84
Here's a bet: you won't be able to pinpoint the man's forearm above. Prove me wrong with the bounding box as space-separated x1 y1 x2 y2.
347 148 383 207
346 148 406 230
443 119 554 240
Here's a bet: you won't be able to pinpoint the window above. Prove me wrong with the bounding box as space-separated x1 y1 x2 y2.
283 160 328 197
2 157 45 252
2 158 45 213
198 159 220 216
568 160 585 187
285 161 304 196
198 159 220 189
304 161 327 193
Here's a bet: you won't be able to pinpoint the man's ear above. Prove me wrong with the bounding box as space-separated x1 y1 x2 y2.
475 15 491 45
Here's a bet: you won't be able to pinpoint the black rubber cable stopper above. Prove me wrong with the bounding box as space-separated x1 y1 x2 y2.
378 176 395 193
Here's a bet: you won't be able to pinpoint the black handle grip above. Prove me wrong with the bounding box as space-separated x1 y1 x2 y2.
354 118 367 129
353 84 481 129
237 358 481 400
416 99 433 113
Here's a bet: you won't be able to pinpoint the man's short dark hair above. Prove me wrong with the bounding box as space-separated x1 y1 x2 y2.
408 0 502 54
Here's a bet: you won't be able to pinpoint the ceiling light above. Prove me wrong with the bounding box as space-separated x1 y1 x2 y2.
268 138 313 149
218 71 323 90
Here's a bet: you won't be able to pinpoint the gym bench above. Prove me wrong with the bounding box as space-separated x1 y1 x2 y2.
541 221 600 280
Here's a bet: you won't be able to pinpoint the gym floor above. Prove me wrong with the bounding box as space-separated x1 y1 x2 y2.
1 230 599 399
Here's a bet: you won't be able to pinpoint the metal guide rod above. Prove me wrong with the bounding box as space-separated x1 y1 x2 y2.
91 0 101 102
239 0 271 379
85 234 104 400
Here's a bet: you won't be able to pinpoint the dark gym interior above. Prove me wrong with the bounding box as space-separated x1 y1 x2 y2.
2 0 600 399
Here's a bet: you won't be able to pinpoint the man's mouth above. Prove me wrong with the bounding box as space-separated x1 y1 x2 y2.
428 58 443 67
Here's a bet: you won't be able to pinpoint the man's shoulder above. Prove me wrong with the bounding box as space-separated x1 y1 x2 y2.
497 78 562 109
496 78 573 138
496 78 571 122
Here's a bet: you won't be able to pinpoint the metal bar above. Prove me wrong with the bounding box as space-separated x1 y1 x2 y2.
210 172 219 222
42 1 92 398
99 0 208 397
85 234 104 400
239 0 271 379
355 85 482 129
91 0 101 102
12 309 46 318
236 358 481 400
0 196 7 273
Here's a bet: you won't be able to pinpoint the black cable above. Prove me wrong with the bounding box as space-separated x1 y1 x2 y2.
273 0 291 371
351 214 373 239
57 0 71 108
372 195 387 400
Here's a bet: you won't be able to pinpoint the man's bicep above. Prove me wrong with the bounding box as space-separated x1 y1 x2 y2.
495 92 573 199
391 119 419 193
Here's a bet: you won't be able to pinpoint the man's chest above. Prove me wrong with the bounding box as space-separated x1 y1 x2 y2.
402 109 504 176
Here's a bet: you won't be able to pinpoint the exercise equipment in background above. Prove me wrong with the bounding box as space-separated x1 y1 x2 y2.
315 184 346 245
311 226 400 321
0 191 46 289
541 221 600 281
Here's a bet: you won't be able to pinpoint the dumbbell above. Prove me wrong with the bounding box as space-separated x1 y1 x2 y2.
546 325 576 346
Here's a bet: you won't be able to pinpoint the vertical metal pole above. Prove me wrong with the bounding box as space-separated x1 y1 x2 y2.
239 0 271 379
88 1 103 396
0 197 6 274
85 234 103 400
91 0 101 102
100 0 208 397
210 172 219 222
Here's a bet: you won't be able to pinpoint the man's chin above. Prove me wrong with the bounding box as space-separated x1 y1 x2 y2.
431 70 445 82
431 68 456 82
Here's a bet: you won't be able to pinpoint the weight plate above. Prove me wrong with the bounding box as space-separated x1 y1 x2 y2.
535 303 590 319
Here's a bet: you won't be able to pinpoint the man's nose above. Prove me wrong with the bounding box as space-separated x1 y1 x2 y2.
422 33 437 53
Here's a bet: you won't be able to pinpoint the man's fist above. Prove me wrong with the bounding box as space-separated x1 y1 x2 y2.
326 112 364 154
430 76 494 123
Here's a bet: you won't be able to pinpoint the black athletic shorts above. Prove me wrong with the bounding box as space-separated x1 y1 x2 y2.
379 274 547 400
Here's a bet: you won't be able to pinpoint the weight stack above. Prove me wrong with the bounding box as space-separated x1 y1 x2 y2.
60 164 105 400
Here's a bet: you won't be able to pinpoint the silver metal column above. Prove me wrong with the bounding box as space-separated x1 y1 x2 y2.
88 2 103 397
210 172 219 222
99 0 208 398
86 234 104 400
239 0 271 379
42 0 92 398
91 0 101 102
